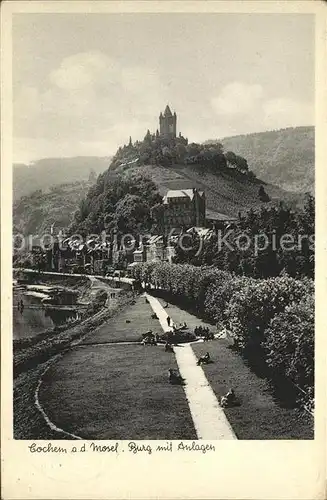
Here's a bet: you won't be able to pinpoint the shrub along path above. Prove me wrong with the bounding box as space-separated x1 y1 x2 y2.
156 297 313 440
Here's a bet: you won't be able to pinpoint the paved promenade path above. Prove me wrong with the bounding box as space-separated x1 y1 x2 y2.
145 293 236 440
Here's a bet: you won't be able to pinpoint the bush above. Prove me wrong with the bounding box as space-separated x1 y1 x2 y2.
204 275 248 324
192 268 231 316
263 295 314 396
160 330 197 344
225 276 313 351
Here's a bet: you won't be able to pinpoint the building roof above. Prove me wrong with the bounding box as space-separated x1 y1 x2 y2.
27 285 53 292
26 284 78 295
186 227 213 239
24 291 50 300
147 235 164 245
164 188 204 202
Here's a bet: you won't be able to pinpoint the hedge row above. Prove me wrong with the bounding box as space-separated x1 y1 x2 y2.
131 262 314 406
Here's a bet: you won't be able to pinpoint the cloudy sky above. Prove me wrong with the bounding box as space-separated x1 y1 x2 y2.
13 13 314 163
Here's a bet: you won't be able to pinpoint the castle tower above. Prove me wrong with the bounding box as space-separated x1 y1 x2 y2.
159 105 177 139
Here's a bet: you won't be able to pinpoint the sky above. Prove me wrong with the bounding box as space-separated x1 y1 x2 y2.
13 13 314 163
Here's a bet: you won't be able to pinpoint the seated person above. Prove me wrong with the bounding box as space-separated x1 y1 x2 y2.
221 388 237 407
197 352 211 365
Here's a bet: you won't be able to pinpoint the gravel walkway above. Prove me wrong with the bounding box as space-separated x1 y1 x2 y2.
144 293 236 440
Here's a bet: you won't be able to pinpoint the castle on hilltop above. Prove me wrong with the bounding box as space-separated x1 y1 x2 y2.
138 105 186 146
159 105 177 139
158 105 187 145
122 105 187 153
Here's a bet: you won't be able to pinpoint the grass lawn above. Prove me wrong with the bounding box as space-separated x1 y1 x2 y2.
81 295 160 344
156 297 313 440
39 343 196 440
14 364 64 439
192 341 313 439
156 296 212 331
13 296 134 439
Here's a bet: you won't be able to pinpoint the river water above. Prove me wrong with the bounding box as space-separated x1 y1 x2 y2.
13 285 78 340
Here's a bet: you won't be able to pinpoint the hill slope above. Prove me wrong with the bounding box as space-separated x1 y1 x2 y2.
13 181 94 235
13 156 111 200
116 163 303 217
14 162 285 238
218 126 314 193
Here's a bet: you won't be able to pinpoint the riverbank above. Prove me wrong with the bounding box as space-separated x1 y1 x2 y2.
14 292 135 439
13 274 91 341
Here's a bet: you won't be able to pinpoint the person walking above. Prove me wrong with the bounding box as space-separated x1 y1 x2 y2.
167 316 171 327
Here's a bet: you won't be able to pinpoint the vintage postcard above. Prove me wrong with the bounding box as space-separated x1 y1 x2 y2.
1 1 326 499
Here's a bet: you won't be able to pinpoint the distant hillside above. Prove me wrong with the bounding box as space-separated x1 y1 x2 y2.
13 181 94 235
215 126 314 193
13 156 111 200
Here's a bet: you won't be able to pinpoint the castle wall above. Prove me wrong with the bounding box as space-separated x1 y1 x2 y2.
159 109 177 139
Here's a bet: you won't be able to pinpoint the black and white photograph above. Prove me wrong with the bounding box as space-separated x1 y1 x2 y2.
9 8 317 445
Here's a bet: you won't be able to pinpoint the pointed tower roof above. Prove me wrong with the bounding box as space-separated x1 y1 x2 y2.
164 105 173 117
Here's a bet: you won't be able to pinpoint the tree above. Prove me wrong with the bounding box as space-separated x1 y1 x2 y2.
212 151 227 171
258 186 270 202
71 171 161 236
235 155 249 172
172 231 202 266
151 203 165 234
114 194 150 234
225 152 249 172
225 151 237 166
174 143 187 162
186 143 201 157
301 193 314 234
